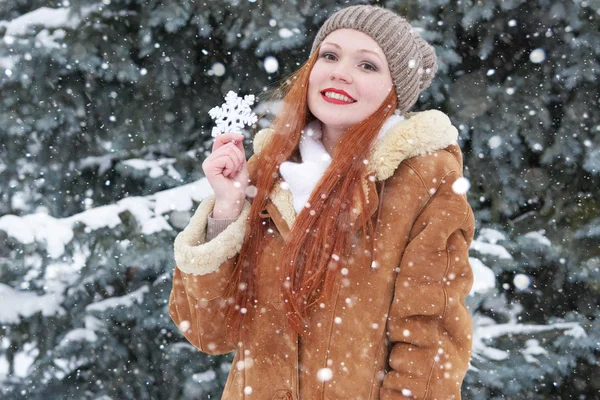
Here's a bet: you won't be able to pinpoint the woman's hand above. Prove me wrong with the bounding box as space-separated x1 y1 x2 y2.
202 133 249 218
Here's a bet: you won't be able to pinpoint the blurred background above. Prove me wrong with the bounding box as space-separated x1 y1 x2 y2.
0 0 599 399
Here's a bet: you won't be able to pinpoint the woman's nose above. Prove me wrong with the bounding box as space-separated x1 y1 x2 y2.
330 63 352 83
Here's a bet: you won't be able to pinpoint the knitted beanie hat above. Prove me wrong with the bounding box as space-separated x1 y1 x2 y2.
310 5 438 114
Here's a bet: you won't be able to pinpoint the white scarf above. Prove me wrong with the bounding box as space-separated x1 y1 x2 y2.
279 114 405 214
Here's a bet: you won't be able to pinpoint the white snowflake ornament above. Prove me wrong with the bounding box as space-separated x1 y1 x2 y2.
208 91 258 137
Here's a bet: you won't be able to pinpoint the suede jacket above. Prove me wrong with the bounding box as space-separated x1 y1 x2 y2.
169 109 475 400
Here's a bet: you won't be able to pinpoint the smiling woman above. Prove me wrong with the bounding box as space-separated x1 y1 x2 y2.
169 5 475 400
308 29 395 155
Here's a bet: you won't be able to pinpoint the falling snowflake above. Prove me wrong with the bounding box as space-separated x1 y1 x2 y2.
529 48 546 63
317 368 333 382
513 273 531 290
208 91 258 137
264 56 279 74
178 320 190 332
452 177 471 195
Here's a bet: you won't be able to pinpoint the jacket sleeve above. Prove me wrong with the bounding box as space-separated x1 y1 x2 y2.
207 213 237 241
168 194 251 355
380 169 475 400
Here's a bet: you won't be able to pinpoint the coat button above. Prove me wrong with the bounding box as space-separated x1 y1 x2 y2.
272 389 293 400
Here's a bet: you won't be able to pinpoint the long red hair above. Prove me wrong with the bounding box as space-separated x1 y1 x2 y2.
224 47 398 340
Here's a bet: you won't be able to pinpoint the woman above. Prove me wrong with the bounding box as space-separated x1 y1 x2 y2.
169 5 475 400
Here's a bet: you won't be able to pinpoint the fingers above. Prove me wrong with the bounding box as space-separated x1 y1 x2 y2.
213 133 245 152
210 153 237 177
226 142 245 167
232 137 245 153
206 142 246 178
211 141 244 167
227 148 246 177
206 134 247 179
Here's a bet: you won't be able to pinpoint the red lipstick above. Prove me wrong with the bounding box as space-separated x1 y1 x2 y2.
320 88 356 104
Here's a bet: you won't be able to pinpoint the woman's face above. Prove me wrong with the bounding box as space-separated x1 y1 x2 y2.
307 29 394 132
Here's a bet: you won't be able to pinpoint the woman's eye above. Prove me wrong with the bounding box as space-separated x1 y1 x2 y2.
322 53 337 61
360 63 377 72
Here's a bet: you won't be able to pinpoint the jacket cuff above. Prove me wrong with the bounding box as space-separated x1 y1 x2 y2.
173 195 251 276
206 212 237 242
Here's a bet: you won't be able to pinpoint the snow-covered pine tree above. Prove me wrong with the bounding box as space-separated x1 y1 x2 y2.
1 0 598 398
466 227 599 399
0 181 232 398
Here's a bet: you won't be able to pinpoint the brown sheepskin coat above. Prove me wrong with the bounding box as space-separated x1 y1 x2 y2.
169 110 475 400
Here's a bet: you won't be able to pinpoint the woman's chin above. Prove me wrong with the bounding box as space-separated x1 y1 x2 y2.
310 110 353 129
315 117 352 131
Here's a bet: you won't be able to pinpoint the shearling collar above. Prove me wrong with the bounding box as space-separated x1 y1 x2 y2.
252 109 458 230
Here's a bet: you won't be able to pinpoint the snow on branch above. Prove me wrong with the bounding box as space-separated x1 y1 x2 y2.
0 7 78 37
0 5 100 37
470 238 513 260
0 177 214 258
0 283 66 324
471 317 586 364
85 285 149 312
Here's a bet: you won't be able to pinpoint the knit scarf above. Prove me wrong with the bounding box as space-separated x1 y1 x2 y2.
279 114 405 214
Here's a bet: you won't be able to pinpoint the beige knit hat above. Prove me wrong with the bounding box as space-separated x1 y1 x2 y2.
310 5 438 114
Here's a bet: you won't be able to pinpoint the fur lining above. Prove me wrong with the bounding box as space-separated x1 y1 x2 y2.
253 128 274 154
370 110 458 180
251 109 458 228
174 195 251 276
269 180 296 228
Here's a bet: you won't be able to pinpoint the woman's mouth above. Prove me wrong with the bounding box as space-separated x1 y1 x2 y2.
320 90 356 105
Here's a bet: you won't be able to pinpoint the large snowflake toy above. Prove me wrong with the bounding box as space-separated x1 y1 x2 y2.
208 91 258 137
